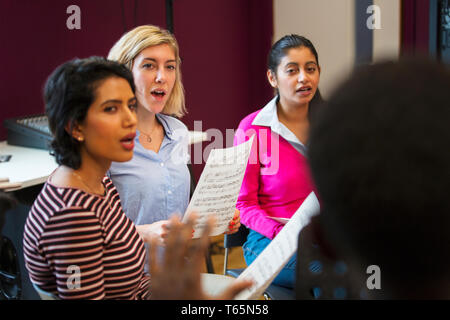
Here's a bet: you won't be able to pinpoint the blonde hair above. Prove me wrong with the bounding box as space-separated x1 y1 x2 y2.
108 25 186 118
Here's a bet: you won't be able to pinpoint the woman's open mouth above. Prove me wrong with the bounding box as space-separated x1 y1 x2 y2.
120 133 136 151
296 86 312 96
151 89 166 101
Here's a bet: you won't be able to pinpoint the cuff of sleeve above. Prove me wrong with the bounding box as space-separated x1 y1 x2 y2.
271 223 284 240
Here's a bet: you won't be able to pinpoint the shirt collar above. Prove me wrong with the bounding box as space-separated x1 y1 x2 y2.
156 113 174 141
252 96 279 128
252 96 307 155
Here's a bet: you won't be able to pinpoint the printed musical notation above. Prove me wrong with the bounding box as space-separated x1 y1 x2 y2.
183 135 255 238
234 192 320 300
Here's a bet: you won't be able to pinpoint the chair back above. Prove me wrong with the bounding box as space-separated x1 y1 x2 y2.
224 224 249 249
0 236 22 300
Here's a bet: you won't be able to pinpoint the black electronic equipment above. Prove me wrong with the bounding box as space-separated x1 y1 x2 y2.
3 115 52 150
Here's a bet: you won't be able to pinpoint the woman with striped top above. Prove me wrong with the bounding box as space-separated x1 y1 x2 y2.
23 57 251 300
22 57 150 299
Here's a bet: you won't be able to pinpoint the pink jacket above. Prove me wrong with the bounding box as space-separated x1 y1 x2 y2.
234 107 316 240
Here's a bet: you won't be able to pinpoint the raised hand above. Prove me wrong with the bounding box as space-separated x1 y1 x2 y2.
148 214 251 300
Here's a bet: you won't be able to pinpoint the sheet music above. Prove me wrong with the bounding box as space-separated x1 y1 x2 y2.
183 135 255 238
234 192 320 300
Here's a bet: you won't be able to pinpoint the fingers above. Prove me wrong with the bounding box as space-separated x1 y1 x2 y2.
216 279 254 300
224 222 241 234
183 213 197 234
159 221 170 244
201 216 215 238
225 210 241 234
189 216 214 262
148 236 160 278
231 209 240 224
163 215 188 269
162 214 200 268
148 211 251 300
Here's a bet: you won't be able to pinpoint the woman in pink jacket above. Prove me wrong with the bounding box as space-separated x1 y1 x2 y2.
234 35 322 289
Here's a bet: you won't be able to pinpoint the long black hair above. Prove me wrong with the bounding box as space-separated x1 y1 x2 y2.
267 34 324 122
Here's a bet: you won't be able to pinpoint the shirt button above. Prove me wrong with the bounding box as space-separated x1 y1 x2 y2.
160 162 164 167
168 190 172 195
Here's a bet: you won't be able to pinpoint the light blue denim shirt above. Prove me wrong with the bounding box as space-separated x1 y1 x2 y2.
109 113 191 225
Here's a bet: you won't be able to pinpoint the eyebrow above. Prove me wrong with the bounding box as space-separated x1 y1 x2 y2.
142 57 177 64
285 61 317 67
100 97 136 106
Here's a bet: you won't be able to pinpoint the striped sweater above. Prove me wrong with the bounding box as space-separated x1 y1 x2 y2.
23 176 150 299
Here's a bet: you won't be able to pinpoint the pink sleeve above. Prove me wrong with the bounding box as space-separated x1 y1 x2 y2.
234 118 283 240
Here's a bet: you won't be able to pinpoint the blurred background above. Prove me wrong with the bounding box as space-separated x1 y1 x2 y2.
1 0 449 171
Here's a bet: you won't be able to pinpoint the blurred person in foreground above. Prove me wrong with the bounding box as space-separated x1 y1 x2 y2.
305 57 450 299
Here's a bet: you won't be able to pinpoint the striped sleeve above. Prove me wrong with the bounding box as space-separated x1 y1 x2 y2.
38 208 107 299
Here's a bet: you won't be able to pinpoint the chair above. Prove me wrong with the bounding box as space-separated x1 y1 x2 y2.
223 224 295 300
0 236 22 300
32 283 59 300
0 192 22 300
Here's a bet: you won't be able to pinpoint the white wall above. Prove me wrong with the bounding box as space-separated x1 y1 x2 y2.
273 0 355 99
273 0 401 97
373 0 401 62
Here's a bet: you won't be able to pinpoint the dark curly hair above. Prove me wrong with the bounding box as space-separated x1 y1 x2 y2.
44 56 135 169
309 57 450 298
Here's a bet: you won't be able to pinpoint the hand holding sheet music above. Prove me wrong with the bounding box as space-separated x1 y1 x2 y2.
183 136 254 238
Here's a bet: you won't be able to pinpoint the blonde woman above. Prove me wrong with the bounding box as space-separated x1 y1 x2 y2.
108 25 240 245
